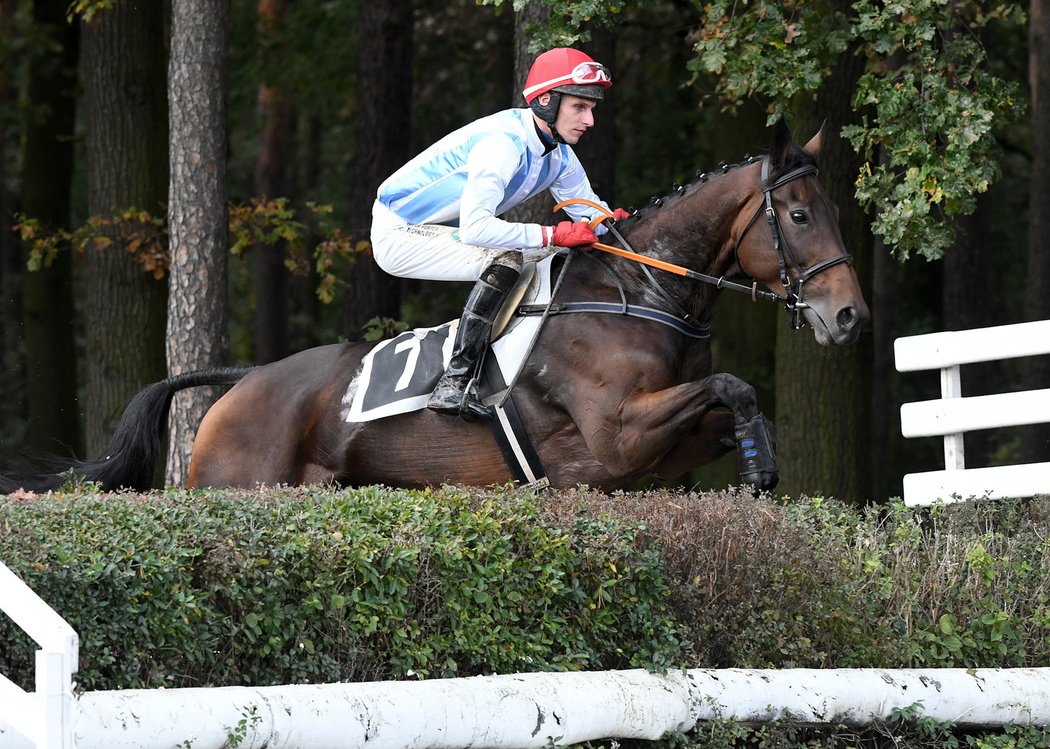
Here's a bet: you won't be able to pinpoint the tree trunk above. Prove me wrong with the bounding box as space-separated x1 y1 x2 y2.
776 32 873 503
512 4 548 109
80 1 168 459
0 0 18 455
505 3 554 226
1024 0 1050 463
166 0 230 484
343 0 411 340
17 0 80 455
942 199 1001 467
251 0 290 363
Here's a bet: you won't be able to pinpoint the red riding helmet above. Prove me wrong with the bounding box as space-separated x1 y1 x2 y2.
523 48 612 145
522 48 612 104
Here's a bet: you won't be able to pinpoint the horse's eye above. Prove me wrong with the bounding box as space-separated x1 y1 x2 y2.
790 210 809 224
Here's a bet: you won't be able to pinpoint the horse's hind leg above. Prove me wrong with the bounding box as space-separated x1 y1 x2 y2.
188 379 310 488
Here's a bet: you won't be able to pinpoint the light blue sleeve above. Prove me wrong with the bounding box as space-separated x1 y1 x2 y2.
458 135 546 250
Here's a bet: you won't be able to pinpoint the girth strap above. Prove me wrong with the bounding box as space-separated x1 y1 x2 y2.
517 301 712 339
482 350 548 488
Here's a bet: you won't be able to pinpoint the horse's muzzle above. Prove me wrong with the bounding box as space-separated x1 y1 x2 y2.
805 298 869 346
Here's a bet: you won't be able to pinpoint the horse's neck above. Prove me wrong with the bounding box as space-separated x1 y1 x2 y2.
600 170 756 320
638 167 755 269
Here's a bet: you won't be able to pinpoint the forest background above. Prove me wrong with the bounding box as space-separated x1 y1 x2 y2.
0 0 1045 504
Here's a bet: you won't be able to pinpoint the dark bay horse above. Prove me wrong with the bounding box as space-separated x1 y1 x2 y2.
1 120 868 494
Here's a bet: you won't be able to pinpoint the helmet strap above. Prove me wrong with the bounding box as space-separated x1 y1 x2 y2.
532 121 557 155
529 92 566 145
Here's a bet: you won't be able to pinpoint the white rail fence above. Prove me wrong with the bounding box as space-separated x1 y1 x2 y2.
895 319 1050 507
5 666 1050 749
0 563 77 749
6 563 1050 747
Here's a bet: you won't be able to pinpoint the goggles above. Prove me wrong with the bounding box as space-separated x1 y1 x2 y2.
523 61 612 100
569 61 611 85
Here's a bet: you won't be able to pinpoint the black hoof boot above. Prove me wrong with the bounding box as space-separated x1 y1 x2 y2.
735 413 779 490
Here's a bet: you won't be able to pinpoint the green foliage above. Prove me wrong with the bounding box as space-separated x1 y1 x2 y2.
66 0 116 24
543 489 1050 672
362 316 410 341
844 1 1026 260
681 713 1050 749
228 198 359 304
15 199 359 304
4 487 1050 747
16 209 168 278
0 485 684 689
475 0 1027 260
691 0 1026 261
478 0 640 51
690 0 851 109
878 499 1050 669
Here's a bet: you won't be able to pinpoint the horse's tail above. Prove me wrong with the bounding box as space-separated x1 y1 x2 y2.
0 367 254 494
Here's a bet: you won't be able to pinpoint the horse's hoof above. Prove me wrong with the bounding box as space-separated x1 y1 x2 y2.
735 413 778 490
741 469 780 491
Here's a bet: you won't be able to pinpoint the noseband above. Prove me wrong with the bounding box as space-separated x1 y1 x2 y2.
554 158 854 333
735 158 854 329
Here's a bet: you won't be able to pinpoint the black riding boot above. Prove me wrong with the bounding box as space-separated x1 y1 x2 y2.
427 261 521 420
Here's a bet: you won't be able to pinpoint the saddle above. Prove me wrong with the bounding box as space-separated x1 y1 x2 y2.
341 259 549 425
339 258 553 485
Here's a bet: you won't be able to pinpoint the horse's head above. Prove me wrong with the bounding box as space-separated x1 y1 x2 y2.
734 119 869 346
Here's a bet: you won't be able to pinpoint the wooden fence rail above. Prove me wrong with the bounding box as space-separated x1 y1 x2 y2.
894 319 1050 506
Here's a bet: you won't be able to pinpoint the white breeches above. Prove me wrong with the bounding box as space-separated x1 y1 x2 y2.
371 201 516 282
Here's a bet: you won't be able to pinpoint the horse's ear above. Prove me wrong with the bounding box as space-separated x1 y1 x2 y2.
803 120 827 159
769 117 793 170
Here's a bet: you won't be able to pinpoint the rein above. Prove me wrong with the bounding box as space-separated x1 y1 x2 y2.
553 198 782 304
554 156 854 330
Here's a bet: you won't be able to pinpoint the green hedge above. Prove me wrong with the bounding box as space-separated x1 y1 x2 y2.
3 485 1050 747
543 489 1050 671
0 484 684 690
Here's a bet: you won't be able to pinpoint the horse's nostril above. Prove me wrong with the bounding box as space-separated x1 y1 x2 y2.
837 306 857 330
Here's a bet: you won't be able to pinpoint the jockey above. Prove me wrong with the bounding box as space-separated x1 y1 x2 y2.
370 47 628 420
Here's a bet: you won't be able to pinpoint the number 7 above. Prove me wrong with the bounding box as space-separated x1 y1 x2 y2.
393 336 421 392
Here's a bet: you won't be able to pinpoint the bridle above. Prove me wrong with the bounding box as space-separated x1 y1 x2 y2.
732 157 854 329
553 156 854 331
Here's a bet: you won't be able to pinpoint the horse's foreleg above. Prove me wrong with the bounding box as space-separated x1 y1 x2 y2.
732 410 778 489
650 408 736 480
585 372 778 489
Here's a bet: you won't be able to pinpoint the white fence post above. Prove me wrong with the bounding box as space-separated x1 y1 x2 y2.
0 562 78 749
895 319 1050 506
940 364 965 470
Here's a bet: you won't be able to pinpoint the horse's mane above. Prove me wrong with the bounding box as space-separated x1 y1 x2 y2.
579 141 819 323
618 143 818 226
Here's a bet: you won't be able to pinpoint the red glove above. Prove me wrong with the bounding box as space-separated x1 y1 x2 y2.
547 220 599 248
611 207 631 221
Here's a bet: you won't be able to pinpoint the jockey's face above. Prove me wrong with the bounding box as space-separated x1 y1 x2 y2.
538 93 597 145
